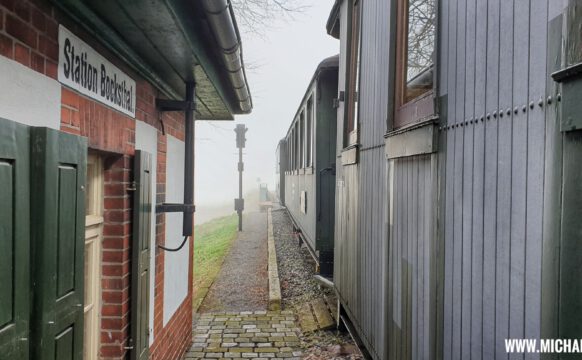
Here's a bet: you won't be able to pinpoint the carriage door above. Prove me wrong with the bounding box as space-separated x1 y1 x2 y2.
84 155 104 359
131 150 152 360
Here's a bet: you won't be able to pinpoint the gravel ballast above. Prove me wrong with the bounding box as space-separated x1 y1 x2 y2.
271 208 363 360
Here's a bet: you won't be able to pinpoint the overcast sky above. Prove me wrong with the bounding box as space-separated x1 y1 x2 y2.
195 1 338 213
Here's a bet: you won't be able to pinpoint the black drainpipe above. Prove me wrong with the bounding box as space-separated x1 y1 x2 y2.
155 81 197 251
183 81 195 237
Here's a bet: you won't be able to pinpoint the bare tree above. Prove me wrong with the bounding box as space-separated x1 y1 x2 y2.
231 0 308 36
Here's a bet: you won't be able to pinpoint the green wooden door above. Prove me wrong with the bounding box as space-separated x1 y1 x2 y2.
30 127 87 360
0 118 30 360
131 150 152 360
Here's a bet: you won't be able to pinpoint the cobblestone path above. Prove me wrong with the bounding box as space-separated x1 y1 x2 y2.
184 311 303 359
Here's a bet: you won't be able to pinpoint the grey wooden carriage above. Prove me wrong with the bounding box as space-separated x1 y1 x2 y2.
326 0 582 359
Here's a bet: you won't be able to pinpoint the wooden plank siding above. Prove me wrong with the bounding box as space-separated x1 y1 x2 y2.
333 0 391 358
330 0 578 358
438 0 566 359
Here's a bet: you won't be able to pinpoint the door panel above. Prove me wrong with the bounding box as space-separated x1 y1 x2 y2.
131 150 152 360
30 127 87 360
84 155 103 360
0 118 30 360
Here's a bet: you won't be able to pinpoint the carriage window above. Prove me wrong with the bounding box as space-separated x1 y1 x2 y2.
300 112 305 168
345 0 361 146
306 96 313 167
295 122 300 169
394 0 436 128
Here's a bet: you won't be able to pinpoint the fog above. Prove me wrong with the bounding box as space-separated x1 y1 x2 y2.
194 1 338 223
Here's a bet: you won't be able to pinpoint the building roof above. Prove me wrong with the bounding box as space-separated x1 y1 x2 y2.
326 0 341 39
52 0 252 120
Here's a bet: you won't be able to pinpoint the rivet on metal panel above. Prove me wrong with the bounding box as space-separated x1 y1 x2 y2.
538 98 544 107
487 113 491 120
499 111 504 118
530 101 535 109
506 108 511 116
461 122 464 127
480 116 484 122
514 107 519 114
547 96 552 104
557 93 562 101
522 105 527 113
493 111 497 118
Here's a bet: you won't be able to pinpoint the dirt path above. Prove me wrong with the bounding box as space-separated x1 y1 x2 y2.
198 211 269 312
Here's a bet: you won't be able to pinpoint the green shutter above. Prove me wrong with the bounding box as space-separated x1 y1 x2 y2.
0 118 30 360
131 150 152 360
30 127 87 360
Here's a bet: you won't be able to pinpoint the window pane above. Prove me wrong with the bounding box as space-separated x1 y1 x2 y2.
405 0 436 102
306 97 313 167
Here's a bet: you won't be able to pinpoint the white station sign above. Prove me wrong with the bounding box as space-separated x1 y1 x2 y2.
58 25 136 117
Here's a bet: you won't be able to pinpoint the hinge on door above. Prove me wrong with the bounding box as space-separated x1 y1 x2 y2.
126 181 137 192
333 91 345 108
124 338 134 350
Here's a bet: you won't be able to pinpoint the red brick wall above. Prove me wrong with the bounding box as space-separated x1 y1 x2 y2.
0 0 194 359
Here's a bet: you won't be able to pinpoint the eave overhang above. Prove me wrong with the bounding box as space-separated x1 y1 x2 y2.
51 0 253 120
326 0 341 39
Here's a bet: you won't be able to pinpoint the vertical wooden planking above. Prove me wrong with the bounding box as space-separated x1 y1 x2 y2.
509 1 530 357
411 159 418 360
524 2 548 359
439 0 449 96
470 0 488 357
443 126 456 359
482 0 500 357
418 157 425 359
496 0 514 357
540 9 563 355
452 127 464 360
461 0 476 356
452 0 467 354
425 155 433 359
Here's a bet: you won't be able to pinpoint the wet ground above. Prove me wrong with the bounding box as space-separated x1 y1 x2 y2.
198 212 269 312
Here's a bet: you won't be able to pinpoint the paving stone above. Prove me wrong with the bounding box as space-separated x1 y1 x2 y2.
228 348 254 353
205 353 223 358
186 311 303 360
187 352 206 358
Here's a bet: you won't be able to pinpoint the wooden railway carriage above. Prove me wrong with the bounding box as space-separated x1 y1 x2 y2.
280 55 339 277
327 0 582 359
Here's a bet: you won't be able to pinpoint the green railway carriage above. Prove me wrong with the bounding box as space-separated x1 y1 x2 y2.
278 55 339 277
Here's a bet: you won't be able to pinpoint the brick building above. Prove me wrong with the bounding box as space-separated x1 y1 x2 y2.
0 0 251 359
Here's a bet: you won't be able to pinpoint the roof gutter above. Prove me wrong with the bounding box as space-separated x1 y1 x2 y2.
201 0 253 114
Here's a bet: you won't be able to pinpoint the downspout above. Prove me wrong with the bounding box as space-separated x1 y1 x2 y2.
155 81 197 252
201 0 252 113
